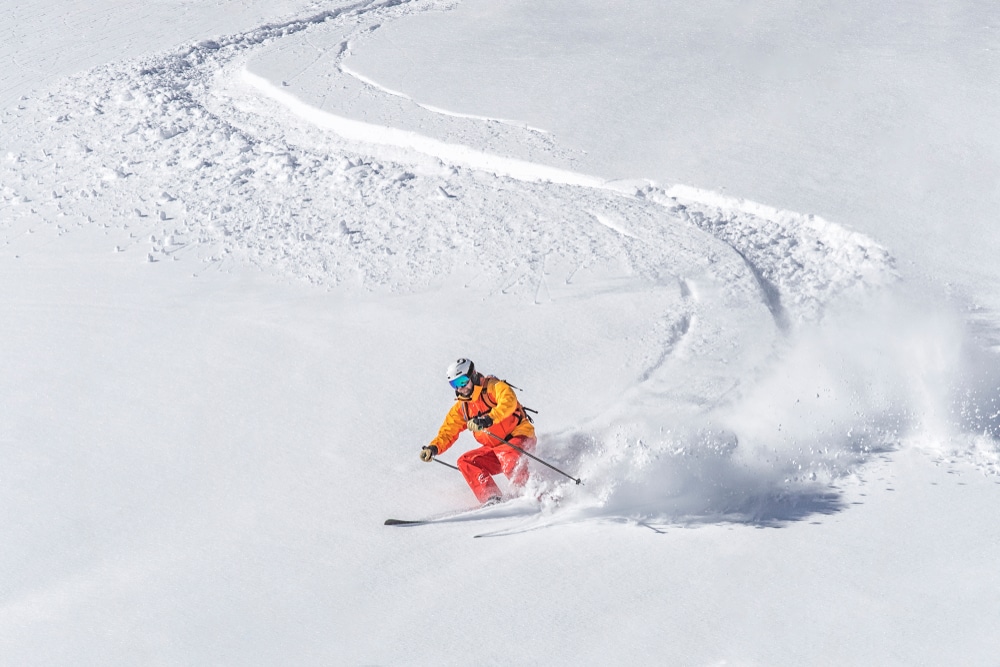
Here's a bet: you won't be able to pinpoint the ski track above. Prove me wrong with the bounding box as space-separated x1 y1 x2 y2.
4 0 995 527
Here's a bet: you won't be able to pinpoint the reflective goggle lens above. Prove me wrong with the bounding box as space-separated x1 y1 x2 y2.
449 375 471 389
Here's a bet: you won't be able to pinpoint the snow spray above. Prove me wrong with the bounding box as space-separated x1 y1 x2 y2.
565 283 1000 524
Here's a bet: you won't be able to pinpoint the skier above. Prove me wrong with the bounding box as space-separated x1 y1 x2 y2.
420 358 536 505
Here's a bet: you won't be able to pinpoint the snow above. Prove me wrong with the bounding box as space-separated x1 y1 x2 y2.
343 0 1000 314
2 0 999 664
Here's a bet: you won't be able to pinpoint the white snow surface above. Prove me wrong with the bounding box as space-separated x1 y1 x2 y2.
2 0 999 664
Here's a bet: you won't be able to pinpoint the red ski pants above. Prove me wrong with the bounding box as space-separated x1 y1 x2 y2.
456 435 536 503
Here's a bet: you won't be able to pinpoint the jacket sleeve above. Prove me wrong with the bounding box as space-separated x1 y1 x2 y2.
487 380 519 423
430 402 467 454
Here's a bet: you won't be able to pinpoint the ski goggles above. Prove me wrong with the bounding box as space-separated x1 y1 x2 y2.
449 374 472 389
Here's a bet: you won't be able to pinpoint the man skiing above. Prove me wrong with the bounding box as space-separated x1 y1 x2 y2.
421 358 536 505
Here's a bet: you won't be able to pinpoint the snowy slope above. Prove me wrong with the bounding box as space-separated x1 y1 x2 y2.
2 0 1000 665
343 0 1000 326
0 0 320 110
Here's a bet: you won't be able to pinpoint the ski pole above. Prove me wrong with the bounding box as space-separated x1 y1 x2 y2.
433 457 460 472
483 430 583 485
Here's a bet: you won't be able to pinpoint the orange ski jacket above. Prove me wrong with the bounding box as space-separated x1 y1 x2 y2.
430 376 535 454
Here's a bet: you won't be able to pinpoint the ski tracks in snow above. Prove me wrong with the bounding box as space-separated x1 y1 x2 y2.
0 0 894 317
0 0 917 526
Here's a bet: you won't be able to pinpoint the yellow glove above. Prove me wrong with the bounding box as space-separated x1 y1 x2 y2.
419 445 438 462
468 415 493 432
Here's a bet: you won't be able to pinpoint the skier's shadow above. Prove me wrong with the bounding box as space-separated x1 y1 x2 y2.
604 488 847 533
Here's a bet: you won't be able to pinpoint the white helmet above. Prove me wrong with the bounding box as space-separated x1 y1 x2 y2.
446 358 475 386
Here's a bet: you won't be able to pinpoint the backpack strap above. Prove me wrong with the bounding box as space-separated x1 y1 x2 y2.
472 375 538 426
480 375 499 410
